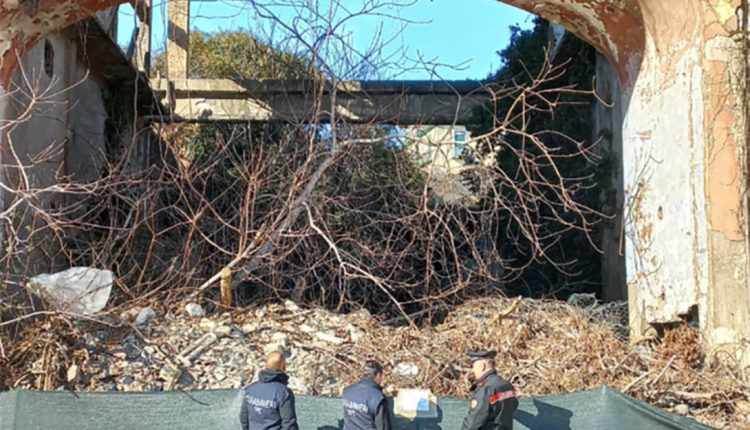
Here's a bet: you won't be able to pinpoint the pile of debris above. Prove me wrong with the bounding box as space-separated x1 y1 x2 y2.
6 300 373 397
3 297 749 429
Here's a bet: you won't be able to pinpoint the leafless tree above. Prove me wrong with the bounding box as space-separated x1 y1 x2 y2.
0 0 605 354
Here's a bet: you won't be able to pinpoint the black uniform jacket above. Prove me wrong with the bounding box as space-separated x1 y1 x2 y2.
342 377 392 430
240 369 299 430
461 370 518 430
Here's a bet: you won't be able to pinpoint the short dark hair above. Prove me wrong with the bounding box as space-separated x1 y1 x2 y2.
362 360 383 379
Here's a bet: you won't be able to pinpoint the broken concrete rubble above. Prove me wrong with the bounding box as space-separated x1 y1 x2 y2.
4 297 746 427
313 331 346 345
185 303 205 318
135 307 157 326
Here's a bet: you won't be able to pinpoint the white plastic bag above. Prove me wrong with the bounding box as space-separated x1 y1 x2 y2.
26 267 113 315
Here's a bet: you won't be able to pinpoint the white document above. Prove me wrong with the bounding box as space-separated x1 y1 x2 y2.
394 389 437 418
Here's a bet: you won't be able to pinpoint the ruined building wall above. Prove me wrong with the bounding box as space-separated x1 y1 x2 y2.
0 0 749 363
2 9 126 274
617 0 750 362
502 0 750 363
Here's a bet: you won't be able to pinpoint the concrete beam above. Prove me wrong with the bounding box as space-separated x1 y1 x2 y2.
167 0 189 79
71 16 156 114
151 79 492 124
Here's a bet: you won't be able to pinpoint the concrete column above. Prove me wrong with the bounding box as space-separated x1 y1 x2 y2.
620 6 708 337
592 52 626 303
167 0 190 79
134 0 152 74
700 0 750 361
619 0 750 361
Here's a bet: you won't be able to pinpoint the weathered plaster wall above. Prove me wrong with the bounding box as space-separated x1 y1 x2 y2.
621 18 708 333
700 0 750 360
622 0 750 359
0 7 122 274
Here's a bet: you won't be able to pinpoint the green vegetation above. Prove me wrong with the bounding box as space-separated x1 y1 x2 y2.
152 31 315 80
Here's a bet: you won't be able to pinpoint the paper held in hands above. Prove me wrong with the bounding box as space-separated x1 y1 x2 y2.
393 389 438 419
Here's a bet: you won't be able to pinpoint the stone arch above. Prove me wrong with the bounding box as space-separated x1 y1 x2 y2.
0 1 646 86
0 0 128 86
498 0 647 88
1 0 648 89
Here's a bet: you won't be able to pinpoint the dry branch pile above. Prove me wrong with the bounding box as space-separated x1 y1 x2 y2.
2 297 748 429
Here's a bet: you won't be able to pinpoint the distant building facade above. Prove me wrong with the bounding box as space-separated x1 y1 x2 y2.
404 125 497 205
405 125 473 173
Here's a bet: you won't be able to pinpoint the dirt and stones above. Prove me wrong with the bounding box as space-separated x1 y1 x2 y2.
3 297 749 429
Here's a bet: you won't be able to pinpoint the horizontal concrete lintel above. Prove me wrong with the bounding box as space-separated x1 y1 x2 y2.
160 94 489 124
152 79 492 124
152 78 492 97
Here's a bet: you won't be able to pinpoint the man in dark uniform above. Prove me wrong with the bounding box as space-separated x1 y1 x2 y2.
461 350 518 430
342 360 398 430
240 350 299 430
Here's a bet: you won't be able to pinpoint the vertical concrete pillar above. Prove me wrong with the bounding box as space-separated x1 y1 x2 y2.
620 15 709 338
700 0 750 361
134 0 152 74
620 0 750 362
167 0 190 79
592 52 626 302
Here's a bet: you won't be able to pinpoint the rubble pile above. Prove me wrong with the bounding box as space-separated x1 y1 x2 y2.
3 297 749 429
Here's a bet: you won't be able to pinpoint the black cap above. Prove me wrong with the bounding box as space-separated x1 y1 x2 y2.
467 350 497 361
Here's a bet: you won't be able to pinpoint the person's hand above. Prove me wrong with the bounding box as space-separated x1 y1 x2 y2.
384 384 399 397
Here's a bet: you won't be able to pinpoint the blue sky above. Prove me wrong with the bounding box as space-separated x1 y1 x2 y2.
117 0 532 80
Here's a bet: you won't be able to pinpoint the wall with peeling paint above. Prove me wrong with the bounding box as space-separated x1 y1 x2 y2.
622 30 708 333
701 0 750 361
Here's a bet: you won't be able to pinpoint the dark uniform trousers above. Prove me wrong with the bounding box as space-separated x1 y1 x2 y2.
342 378 392 430
461 371 518 430
240 369 299 430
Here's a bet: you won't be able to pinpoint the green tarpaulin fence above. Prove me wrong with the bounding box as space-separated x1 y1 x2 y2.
0 385 713 430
